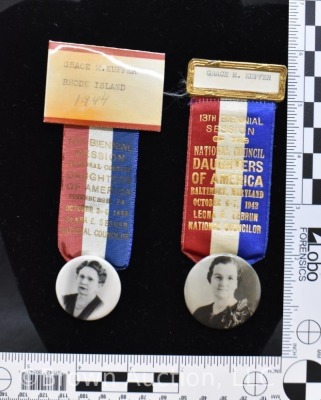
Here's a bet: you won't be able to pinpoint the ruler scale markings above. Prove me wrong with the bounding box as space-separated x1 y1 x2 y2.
2 2 321 399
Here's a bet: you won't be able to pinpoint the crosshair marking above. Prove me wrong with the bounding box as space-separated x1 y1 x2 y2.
297 320 321 345
0 368 12 391
243 371 268 396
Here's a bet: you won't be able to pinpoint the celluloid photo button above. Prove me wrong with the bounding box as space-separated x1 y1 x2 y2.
56 255 121 321
184 254 261 329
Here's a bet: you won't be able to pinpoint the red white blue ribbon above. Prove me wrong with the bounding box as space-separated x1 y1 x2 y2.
58 125 138 269
182 98 276 264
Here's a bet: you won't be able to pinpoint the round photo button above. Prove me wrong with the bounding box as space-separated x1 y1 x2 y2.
56 255 121 321
184 254 261 329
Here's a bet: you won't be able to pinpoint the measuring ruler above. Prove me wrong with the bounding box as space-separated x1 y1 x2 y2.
1 1 321 399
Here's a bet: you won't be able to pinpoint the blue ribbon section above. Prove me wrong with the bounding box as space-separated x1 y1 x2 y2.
105 129 139 269
238 101 276 265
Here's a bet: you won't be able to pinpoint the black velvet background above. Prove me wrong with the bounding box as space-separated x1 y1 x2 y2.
0 0 287 355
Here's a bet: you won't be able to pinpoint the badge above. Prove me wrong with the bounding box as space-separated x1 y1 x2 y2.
56 255 121 321
184 254 261 329
44 41 165 320
182 60 287 328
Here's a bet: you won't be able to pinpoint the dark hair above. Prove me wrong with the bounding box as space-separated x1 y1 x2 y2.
76 260 107 284
207 255 241 284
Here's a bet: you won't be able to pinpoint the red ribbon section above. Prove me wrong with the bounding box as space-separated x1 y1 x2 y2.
181 99 220 262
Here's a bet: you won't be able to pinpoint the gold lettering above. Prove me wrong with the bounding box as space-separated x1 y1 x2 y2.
190 186 228 196
224 223 262 234
192 198 221 207
232 212 259 222
199 114 217 122
89 139 132 151
193 210 215 219
188 221 221 231
245 201 259 209
234 147 265 159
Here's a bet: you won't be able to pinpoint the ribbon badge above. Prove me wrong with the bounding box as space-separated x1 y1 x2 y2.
44 41 165 320
182 60 287 329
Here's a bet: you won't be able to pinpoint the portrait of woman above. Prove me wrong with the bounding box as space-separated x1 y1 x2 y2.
184 254 261 329
63 259 107 320
56 255 121 321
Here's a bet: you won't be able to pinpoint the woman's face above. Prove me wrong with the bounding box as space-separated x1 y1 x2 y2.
210 262 238 300
77 266 101 297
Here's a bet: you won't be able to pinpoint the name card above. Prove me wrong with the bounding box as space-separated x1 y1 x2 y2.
44 41 165 131
187 59 287 102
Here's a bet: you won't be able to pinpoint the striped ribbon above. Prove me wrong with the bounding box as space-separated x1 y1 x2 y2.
182 98 276 264
58 126 139 269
